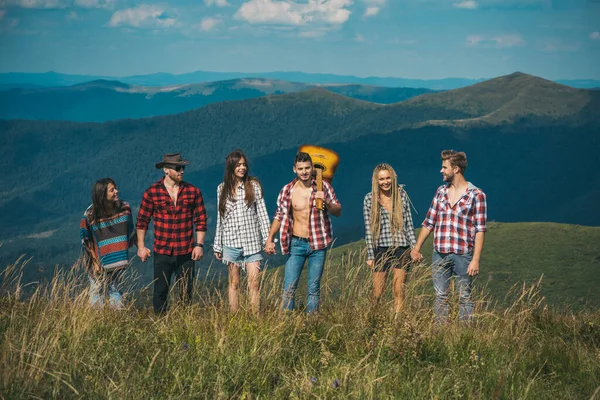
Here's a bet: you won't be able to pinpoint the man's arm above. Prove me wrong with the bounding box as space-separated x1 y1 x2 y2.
264 219 281 254
467 231 485 276
410 227 432 261
192 230 206 261
192 189 208 261
136 191 153 262
467 191 487 276
320 181 341 217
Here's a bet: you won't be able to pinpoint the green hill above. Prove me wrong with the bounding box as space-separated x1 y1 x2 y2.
0 78 433 122
324 223 600 309
0 72 599 271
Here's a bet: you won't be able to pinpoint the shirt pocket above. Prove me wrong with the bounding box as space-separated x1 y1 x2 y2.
181 197 195 213
156 200 170 212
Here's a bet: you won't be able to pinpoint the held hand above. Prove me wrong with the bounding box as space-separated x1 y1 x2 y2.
192 246 204 261
366 259 375 270
137 246 151 262
214 251 222 261
410 248 423 262
467 259 480 276
314 191 325 200
264 241 276 255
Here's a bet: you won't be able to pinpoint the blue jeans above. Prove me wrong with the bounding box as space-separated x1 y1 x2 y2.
89 269 125 309
282 238 327 313
432 251 473 323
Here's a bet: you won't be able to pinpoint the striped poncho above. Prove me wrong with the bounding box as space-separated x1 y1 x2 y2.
80 202 135 272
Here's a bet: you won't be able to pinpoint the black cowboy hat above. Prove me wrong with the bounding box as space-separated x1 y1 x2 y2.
155 153 190 169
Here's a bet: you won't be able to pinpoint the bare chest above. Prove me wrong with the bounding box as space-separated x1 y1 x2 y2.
166 186 179 206
291 187 312 213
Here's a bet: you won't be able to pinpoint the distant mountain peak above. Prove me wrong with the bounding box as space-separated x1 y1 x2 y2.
71 79 132 89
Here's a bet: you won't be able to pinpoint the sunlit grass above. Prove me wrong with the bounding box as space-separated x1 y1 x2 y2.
1 250 599 399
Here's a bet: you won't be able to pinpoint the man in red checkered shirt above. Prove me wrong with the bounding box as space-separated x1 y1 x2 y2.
410 150 487 323
264 152 342 313
136 153 208 314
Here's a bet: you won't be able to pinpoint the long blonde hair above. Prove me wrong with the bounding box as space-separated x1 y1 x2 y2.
370 164 404 246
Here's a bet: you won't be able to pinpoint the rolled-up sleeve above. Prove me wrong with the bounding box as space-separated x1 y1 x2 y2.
363 194 375 260
194 190 208 232
473 191 487 233
422 189 440 231
136 190 153 231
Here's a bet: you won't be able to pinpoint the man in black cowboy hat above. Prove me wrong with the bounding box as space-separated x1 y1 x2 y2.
136 153 208 314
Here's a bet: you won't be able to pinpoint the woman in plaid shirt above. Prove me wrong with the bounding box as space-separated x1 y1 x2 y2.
213 150 270 314
363 164 417 313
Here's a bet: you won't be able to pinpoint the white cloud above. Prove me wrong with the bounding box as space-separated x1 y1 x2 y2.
204 0 230 6
590 32 600 41
74 0 115 9
234 0 352 26
108 4 177 28
363 0 384 17
364 6 379 16
466 34 523 48
454 0 477 9
199 16 222 31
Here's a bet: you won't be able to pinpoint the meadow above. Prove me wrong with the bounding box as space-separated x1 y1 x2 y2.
1 222 599 399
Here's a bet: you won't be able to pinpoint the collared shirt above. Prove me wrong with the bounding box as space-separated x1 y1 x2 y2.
80 202 135 271
422 182 487 254
136 177 208 256
274 178 339 255
363 186 417 260
213 180 270 256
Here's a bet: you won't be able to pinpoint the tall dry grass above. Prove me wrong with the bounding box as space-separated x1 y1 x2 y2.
0 250 599 399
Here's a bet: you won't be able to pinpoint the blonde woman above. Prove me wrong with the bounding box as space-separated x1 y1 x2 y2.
363 164 417 312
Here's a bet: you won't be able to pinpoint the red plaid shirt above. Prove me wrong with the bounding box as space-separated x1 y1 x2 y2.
136 177 208 256
274 178 339 255
422 182 487 254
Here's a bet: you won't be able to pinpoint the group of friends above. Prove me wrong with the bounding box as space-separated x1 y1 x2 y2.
80 149 487 322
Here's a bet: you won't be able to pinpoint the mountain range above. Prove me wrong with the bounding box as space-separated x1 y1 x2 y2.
0 72 598 271
1 70 599 90
0 79 434 122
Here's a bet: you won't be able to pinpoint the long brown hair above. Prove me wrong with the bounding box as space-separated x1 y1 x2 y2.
219 149 261 217
90 178 123 224
369 164 404 246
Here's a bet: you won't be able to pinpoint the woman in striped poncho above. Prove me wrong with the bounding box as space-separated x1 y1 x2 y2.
80 178 136 308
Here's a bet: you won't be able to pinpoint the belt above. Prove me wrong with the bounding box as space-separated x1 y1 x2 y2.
292 235 310 242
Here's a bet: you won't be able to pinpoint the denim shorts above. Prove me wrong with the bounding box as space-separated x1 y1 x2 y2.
222 246 263 270
373 246 412 272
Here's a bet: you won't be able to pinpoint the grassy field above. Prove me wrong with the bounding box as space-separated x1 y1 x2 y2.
0 222 599 398
328 222 600 310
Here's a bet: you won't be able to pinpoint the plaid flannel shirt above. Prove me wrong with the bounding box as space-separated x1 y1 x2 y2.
214 180 270 256
136 177 208 256
363 186 417 260
274 178 339 255
422 182 487 254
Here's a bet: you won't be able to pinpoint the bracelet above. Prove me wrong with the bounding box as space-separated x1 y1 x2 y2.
194 242 204 248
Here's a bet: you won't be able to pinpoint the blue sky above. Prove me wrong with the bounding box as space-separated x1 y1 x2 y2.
0 0 599 79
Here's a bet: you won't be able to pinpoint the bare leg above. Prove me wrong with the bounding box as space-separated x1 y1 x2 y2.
392 268 408 313
245 262 261 316
372 271 386 303
228 263 240 313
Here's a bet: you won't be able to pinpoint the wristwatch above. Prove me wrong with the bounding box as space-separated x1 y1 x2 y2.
194 242 204 248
